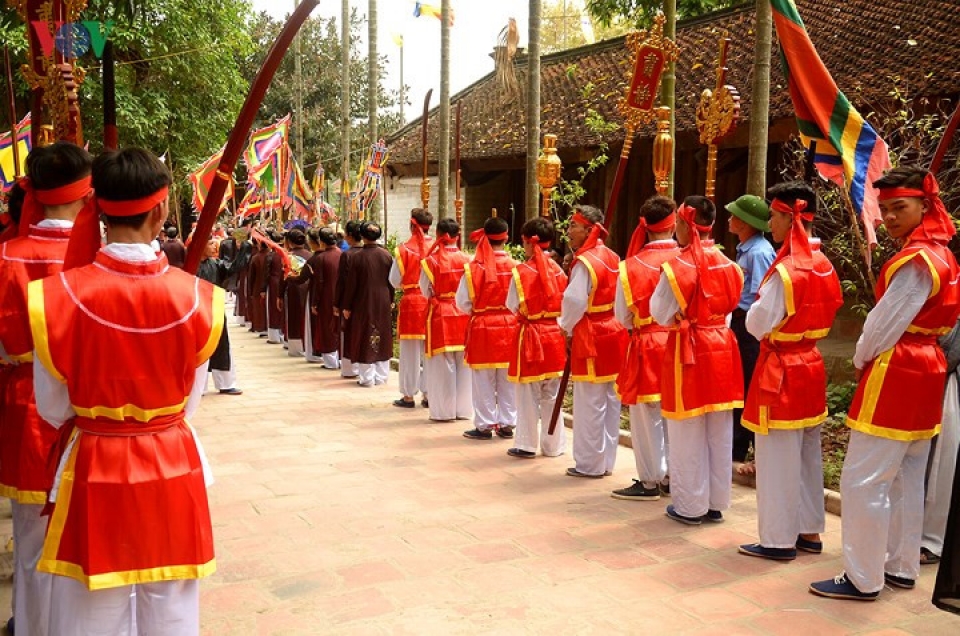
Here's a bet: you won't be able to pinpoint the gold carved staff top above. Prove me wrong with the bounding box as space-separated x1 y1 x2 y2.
696 36 740 201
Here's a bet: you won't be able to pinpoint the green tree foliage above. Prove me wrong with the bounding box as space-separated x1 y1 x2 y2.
585 0 734 27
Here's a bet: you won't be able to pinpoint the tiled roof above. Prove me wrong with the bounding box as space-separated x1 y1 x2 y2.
386 0 960 166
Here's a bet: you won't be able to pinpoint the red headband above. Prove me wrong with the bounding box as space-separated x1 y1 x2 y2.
770 198 815 271
571 211 593 228
627 212 676 257
469 227 508 297
877 187 925 202
572 210 608 257
97 187 169 217
522 236 551 248
63 186 168 271
8 176 94 241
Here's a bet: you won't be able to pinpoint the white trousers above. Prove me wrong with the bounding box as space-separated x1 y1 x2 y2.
572 382 621 476
471 368 517 431
424 352 472 420
667 411 733 518
302 301 323 363
923 373 960 556
398 339 427 398
629 402 668 485
49 576 199 636
233 313 245 326
265 290 282 343
11 501 53 636
514 378 566 456
211 362 237 392
358 361 390 386
755 426 825 549
841 430 930 593
321 351 340 369
287 339 304 357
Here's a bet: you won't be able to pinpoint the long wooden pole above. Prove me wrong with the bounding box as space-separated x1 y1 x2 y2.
184 0 319 273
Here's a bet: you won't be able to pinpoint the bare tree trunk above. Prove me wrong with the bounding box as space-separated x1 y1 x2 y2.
746 0 772 196
294 0 304 162
438 1 451 219
341 0 351 218
526 0 542 221
662 0 676 197
368 0 379 220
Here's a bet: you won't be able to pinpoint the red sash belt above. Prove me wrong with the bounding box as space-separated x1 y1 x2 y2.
756 339 817 404
74 413 183 436
402 284 421 292
572 310 613 360
677 320 726 366
518 316 557 362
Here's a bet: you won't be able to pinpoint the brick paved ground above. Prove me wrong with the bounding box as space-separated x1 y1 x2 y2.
1 320 957 634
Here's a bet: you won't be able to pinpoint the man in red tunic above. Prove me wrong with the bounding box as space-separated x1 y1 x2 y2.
651 196 744 525
30 148 222 633
0 142 92 636
459 216 519 440
735 182 842 561
811 167 960 601
505 217 569 458
560 205 628 478
611 196 680 500
420 218 472 421
390 209 434 408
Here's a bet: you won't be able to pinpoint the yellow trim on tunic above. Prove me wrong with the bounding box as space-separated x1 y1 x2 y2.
512 269 528 317
661 262 687 313
742 408 828 435
777 264 797 317
196 287 225 366
846 418 940 441
619 261 634 311
661 400 744 421
509 370 564 384
578 255 599 310
917 250 941 299
856 348 894 425
3 352 33 364
464 265 476 305
768 328 832 342
72 399 189 423
905 324 953 336
0 484 48 505
399 334 426 340
572 357 618 384
467 361 510 370
421 259 435 285
27 279 65 384
38 427 216 590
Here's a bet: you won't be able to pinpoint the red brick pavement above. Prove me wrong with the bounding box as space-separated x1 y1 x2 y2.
0 321 955 634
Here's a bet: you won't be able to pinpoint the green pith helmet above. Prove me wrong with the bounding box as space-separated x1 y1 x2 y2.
725 194 770 232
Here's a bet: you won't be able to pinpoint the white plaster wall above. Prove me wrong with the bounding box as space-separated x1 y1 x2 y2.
383 175 467 243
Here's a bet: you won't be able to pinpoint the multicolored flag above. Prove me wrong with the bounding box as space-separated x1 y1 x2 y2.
244 115 290 173
414 2 454 26
237 186 263 219
771 0 891 249
352 139 389 218
284 147 313 219
0 113 32 192
189 147 233 212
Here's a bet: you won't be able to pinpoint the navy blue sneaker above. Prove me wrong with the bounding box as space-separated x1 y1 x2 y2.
703 509 724 523
809 573 879 601
463 428 494 440
796 535 823 554
738 543 797 561
665 504 702 525
884 573 915 590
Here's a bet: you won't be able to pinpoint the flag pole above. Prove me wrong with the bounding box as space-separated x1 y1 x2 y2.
839 182 877 293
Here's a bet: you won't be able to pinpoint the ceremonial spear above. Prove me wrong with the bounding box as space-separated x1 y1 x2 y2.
548 14 678 435
420 89 433 210
454 100 463 246
185 0 319 274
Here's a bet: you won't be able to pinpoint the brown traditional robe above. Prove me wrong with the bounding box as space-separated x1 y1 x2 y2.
281 247 312 341
335 245 364 360
247 247 270 332
266 248 283 331
341 243 394 364
313 247 341 354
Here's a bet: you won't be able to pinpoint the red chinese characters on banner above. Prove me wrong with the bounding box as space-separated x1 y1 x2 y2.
626 45 665 112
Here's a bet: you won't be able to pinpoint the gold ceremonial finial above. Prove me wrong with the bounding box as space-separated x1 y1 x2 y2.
652 107 674 196
619 13 680 134
696 35 741 201
536 134 562 218
491 207 498 218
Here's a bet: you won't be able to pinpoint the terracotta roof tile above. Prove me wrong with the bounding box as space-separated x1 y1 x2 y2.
387 0 960 166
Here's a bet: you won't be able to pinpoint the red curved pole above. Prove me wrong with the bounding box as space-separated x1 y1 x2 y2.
185 0 320 273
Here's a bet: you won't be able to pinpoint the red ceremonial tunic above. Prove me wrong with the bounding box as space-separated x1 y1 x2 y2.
570 246 628 383
742 246 843 433
422 247 471 357
508 258 568 382
395 236 434 339
846 240 960 440
464 251 519 368
0 223 71 503
660 244 744 419
615 241 681 405
28 250 224 590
